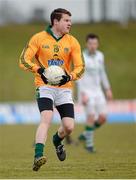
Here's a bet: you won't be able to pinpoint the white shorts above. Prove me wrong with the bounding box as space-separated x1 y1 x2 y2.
85 91 107 119
37 86 74 106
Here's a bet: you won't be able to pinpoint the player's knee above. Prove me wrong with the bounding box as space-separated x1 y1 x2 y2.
62 117 75 134
98 114 106 124
64 123 74 135
87 114 95 125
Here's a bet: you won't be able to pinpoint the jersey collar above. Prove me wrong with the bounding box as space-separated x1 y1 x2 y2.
85 49 97 56
46 25 64 42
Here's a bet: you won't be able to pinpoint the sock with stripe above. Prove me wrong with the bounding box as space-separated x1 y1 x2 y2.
85 125 94 147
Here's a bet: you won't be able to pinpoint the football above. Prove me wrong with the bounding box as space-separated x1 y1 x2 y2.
43 65 65 85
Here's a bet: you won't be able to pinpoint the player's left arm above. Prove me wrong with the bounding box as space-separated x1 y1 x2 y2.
100 55 113 101
58 38 85 86
70 38 85 81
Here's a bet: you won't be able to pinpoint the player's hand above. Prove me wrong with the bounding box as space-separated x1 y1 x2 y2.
59 70 71 86
105 89 113 101
37 67 48 84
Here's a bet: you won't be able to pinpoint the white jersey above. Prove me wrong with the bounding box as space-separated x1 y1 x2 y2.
78 49 110 96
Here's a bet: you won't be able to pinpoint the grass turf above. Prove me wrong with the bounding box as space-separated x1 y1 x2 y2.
0 123 136 178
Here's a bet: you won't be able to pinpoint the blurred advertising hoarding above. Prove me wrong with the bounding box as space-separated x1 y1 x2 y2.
0 100 136 124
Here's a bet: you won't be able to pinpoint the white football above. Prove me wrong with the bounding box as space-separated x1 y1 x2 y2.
44 65 65 85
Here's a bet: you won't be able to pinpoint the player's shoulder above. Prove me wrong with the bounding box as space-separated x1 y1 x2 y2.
31 31 46 39
83 49 88 55
67 34 77 41
65 34 80 45
96 50 104 61
82 49 89 58
96 50 104 57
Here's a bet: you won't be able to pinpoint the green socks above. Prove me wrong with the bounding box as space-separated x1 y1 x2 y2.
85 125 95 131
85 125 94 147
94 121 101 129
34 132 64 158
84 122 102 147
53 132 64 147
35 143 44 158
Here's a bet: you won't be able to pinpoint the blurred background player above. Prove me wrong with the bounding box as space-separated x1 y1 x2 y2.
77 33 113 152
19 8 84 171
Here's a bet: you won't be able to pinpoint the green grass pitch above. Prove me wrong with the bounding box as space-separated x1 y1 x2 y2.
0 123 136 178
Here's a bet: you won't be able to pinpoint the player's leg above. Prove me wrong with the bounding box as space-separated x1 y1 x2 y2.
94 94 107 129
84 96 107 153
56 117 74 146
53 89 74 160
53 103 74 161
84 111 106 152
59 117 75 138
79 94 107 152
94 113 106 129
84 113 96 152
33 97 53 171
78 98 96 149
78 93 90 141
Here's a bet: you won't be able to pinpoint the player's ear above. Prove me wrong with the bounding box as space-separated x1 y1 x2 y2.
54 19 59 25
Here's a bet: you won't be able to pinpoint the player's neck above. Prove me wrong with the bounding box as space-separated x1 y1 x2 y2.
88 50 97 55
51 26 63 38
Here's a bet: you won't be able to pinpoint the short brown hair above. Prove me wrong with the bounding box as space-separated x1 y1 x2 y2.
50 8 71 26
86 33 99 42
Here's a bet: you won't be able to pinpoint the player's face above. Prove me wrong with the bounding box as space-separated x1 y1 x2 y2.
86 38 99 53
56 14 72 35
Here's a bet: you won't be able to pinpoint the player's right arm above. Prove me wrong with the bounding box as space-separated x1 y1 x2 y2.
19 34 40 73
19 34 48 84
